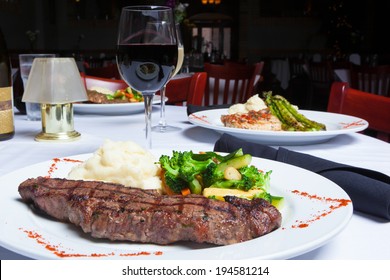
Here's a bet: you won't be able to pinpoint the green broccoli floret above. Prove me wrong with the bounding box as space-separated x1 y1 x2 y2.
253 191 272 203
159 152 188 194
202 162 225 188
239 166 272 191
178 151 214 182
177 151 215 194
159 151 215 194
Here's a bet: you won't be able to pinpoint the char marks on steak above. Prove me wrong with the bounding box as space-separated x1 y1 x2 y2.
18 177 282 245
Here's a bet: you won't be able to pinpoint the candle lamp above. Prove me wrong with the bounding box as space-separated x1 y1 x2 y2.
22 57 88 142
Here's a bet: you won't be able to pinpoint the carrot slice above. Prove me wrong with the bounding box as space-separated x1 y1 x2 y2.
181 188 191 196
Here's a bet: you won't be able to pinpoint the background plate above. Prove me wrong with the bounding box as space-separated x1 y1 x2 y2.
189 109 368 145
74 95 164 115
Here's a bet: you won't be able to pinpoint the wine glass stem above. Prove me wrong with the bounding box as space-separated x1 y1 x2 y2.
144 94 154 149
158 85 167 128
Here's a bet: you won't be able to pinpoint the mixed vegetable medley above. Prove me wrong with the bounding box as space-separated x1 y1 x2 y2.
107 87 143 103
158 149 284 208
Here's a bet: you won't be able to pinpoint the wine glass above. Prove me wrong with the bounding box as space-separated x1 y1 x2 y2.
152 23 184 132
116 6 178 149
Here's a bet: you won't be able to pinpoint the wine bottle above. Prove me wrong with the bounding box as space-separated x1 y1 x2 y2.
0 27 15 141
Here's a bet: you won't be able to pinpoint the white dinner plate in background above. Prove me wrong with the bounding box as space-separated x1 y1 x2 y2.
189 109 368 145
74 95 164 115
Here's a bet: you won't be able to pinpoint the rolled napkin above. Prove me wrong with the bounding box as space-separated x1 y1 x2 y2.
214 133 390 221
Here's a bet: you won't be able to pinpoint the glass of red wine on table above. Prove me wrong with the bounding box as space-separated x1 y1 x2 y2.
116 5 178 148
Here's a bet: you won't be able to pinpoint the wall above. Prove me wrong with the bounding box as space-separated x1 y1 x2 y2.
239 0 326 63
0 0 383 63
0 0 118 58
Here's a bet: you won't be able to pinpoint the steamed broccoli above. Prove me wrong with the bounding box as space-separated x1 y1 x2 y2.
202 153 252 188
204 164 271 191
239 165 272 191
159 150 214 194
177 151 214 194
159 151 187 194
159 148 274 199
202 162 224 188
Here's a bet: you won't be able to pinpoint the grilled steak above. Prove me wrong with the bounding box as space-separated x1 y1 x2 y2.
18 177 282 245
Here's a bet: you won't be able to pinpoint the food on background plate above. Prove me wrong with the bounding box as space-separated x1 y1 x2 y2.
227 94 268 114
221 92 326 131
221 109 283 131
85 86 143 104
18 177 282 245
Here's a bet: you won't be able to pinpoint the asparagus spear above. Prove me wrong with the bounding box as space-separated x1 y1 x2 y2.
263 92 326 131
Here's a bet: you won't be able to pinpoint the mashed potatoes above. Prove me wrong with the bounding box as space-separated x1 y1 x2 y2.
227 94 267 114
68 140 162 192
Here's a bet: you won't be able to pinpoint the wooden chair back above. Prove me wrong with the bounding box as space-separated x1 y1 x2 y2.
203 61 264 105
306 61 335 110
349 64 390 96
328 82 390 142
162 72 207 106
289 57 308 79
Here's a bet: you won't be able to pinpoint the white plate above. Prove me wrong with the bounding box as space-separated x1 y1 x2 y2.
0 151 353 260
74 95 164 115
188 109 368 145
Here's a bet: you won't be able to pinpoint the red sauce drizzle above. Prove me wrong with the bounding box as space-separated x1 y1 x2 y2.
19 228 163 258
45 157 83 178
340 119 365 129
189 114 210 124
288 189 351 229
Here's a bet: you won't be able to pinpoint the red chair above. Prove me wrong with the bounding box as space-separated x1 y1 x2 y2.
203 61 264 105
163 72 207 106
328 82 390 142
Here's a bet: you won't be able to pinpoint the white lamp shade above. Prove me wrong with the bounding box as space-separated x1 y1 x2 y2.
22 57 88 104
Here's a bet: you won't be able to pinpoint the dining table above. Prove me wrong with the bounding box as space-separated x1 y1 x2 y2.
1 104 390 260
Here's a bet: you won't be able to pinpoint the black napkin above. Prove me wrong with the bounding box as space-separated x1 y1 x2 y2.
187 104 230 116
214 133 390 221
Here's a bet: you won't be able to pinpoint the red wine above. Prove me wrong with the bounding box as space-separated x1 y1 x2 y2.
117 44 177 94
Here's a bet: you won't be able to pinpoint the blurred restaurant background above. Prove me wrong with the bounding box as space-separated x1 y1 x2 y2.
1 0 389 110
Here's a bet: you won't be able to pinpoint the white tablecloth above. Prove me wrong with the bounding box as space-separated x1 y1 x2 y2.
1 105 390 260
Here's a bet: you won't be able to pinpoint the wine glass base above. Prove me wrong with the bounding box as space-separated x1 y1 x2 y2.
152 124 182 133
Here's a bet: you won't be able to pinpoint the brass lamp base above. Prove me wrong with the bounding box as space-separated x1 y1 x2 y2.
35 130 81 142
35 103 81 142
